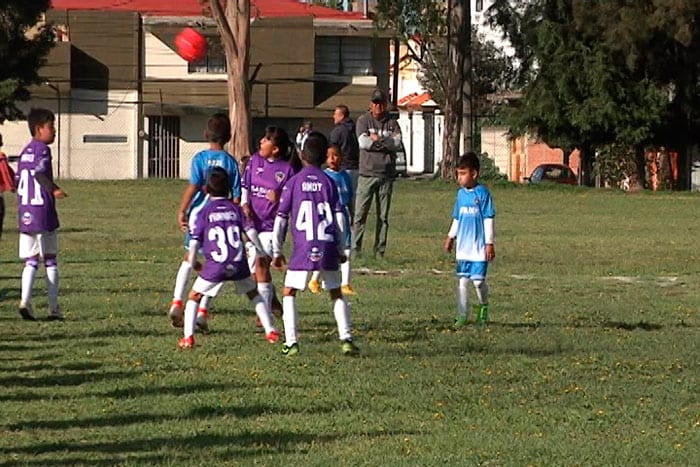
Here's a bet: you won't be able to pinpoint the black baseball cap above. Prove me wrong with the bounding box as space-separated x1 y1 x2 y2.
371 88 388 103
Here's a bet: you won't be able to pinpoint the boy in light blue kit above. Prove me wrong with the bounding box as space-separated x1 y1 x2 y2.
444 152 496 328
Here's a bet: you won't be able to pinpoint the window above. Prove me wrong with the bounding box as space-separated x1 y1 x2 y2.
188 37 226 74
315 36 373 76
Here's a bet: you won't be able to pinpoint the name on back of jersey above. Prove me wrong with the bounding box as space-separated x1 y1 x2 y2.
302 181 323 192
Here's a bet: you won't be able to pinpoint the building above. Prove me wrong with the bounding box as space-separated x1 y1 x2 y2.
0 0 392 179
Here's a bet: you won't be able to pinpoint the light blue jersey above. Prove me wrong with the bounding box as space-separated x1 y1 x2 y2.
187 149 241 217
451 184 495 262
324 168 353 247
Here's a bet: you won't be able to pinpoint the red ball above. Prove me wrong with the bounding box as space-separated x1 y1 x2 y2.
175 27 207 62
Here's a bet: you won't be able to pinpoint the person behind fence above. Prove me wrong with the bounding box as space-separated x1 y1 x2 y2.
178 167 279 349
443 152 496 328
168 112 241 333
0 133 16 243
272 131 359 357
353 88 402 259
15 108 68 321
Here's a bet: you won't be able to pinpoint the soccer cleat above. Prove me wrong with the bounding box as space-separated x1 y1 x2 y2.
195 310 209 334
19 304 36 321
453 314 468 329
266 330 280 344
178 336 194 349
341 339 360 356
341 284 357 296
308 279 322 294
48 308 64 321
476 304 489 327
168 300 184 328
281 342 299 356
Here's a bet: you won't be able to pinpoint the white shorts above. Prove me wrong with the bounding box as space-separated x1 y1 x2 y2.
285 270 341 291
257 231 274 257
192 276 257 297
19 231 58 259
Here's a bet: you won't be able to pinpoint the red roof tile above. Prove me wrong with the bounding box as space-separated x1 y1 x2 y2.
397 92 435 109
51 0 366 19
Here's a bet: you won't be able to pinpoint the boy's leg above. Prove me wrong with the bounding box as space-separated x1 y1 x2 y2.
340 248 355 295
473 279 489 326
325 270 358 355
45 257 62 320
242 278 278 343
281 270 311 355
195 295 211 334
308 271 322 294
180 278 221 348
18 233 40 321
454 276 470 328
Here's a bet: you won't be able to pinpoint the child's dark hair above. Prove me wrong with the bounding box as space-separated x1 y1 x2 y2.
205 113 232 145
207 166 231 197
302 131 329 167
457 151 480 172
265 126 302 172
27 108 55 136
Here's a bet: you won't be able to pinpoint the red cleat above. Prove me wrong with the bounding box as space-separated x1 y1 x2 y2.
266 330 280 344
178 336 194 349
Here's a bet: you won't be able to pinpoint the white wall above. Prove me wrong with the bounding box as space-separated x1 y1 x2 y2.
397 109 444 174
144 32 226 81
480 126 510 176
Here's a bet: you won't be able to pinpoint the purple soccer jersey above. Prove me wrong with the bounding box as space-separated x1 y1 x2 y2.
15 139 59 233
242 152 296 232
190 198 253 283
277 166 343 271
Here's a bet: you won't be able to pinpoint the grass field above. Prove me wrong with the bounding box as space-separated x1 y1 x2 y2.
0 178 698 466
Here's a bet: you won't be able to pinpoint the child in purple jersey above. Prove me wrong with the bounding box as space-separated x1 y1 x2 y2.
15 108 68 321
272 131 359 357
169 113 241 333
241 126 297 321
308 144 356 295
178 167 279 349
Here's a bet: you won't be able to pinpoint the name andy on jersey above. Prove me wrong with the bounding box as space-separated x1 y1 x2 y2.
302 181 323 192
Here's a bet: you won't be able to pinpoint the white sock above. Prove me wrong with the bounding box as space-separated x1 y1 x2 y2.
310 270 321 283
21 264 37 306
458 277 470 317
282 295 297 346
173 261 192 302
258 282 273 310
199 295 210 313
473 280 489 305
252 294 274 334
333 297 352 341
341 248 351 286
45 265 59 311
183 300 197 338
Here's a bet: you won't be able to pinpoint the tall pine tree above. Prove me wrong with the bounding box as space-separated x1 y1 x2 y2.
0 1 53 122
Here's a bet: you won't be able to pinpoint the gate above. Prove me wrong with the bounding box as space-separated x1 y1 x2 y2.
148 116 180 178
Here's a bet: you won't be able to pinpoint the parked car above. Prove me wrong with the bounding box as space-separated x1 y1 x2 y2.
525 163 577 185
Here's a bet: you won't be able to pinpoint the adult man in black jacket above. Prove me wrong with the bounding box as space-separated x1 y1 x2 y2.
329 104 360 191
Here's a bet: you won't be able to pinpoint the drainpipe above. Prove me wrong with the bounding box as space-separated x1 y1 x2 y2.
45 82 61 179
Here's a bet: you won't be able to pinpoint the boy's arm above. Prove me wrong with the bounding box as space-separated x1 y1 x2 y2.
244 227 267 259
444 219 459 252
187 239 200 265
484 217 495 261
271 215 288 269
177 184 199 230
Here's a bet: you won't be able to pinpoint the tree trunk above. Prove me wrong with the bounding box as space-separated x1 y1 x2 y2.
461 1 472 154
441 0 465 180
210 0 252 160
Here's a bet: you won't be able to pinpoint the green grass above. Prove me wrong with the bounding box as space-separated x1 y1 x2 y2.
0 179 698 466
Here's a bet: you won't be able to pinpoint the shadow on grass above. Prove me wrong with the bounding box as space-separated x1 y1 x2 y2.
0 361 102 373
0 429 419 465
601 320 663 331
0 370 136 388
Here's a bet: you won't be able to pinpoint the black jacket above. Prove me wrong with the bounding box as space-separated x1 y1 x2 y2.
329 117 360 170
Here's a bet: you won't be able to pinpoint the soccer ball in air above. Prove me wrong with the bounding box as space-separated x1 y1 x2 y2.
175 27 207 63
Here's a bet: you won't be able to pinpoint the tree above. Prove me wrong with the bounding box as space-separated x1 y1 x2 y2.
376 0 515 179
0 1 54 122
206 0 252 159
486 0 699 187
